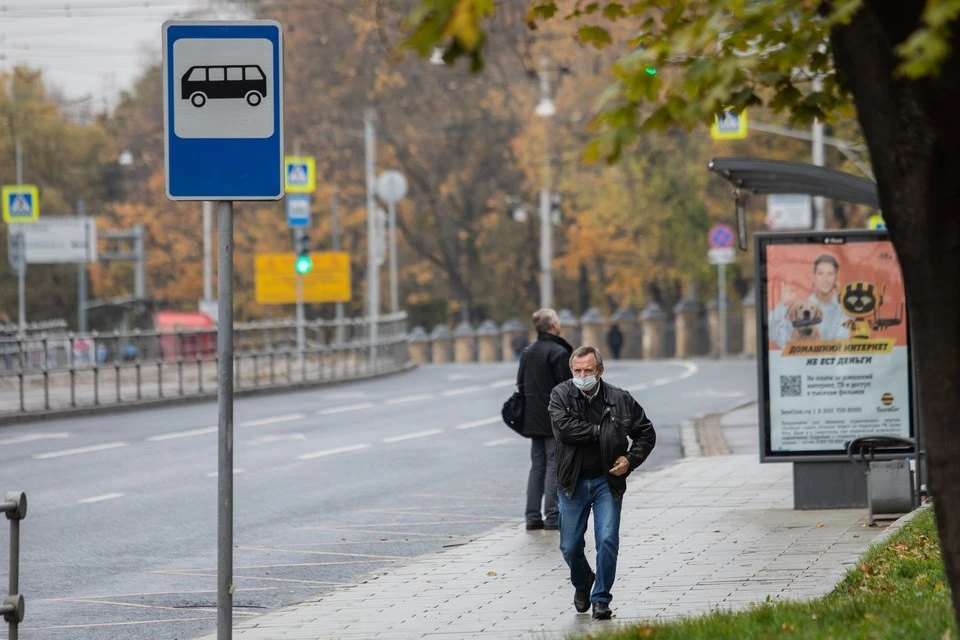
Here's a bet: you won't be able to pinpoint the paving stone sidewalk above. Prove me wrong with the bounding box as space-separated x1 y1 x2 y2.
194 403 890 640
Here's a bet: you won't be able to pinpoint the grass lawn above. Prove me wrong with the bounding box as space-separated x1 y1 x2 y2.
572 506 955 639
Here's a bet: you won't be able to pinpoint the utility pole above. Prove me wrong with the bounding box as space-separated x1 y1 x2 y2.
364 108 379 370
134 224 146 299
15 140 25 334
812 75 826 230
77 198 88 332
536 55 555 309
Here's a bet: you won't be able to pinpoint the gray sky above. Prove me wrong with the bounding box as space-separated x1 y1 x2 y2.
0 0 246 108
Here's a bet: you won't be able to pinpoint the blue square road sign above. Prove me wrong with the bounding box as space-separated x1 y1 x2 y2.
163 20 284 201
286 194 311 228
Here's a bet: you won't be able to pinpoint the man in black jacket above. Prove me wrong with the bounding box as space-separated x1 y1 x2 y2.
519 308 573 530
549 345 656 620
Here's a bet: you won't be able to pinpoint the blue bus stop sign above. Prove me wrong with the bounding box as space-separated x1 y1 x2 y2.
163 20 284 201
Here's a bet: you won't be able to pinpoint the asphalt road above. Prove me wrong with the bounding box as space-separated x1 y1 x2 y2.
0 359 758 640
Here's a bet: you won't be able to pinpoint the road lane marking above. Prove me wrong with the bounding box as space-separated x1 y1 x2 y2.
323 391 368 400
153 569 343 586
23 618 216 631
441 385 484 397
316 402 374 415
236 545 408 560
240 413 305 427
489 379 515 388
206 469 246 478
447 373 471 381
297 443 370 460
34 441 128 460
0 432 69 446
454 417 501 430
626 360 699 392
385 393 434 405
381 429 443 443
243 434 306 445
147 426 217 442
52 597 227 615
484 437 523 446
78 492 125 504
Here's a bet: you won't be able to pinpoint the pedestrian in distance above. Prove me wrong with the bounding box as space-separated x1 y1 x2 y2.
511 333 530 361
549 345 656 620
606 323 623 359
518 308 573 530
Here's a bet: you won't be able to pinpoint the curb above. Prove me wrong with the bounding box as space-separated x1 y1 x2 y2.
0 361 418 427
681 398 758 458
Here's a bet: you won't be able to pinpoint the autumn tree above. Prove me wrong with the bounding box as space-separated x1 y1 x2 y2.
402 0 960 624
0 67 113 328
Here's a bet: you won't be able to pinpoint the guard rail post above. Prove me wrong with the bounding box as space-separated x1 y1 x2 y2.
1 491 27 640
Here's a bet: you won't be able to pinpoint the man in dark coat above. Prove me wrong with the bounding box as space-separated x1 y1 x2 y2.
518 308 573 530
549 345 656 619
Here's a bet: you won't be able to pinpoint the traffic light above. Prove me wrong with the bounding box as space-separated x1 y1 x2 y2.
294 232 312 275
644 65 657 76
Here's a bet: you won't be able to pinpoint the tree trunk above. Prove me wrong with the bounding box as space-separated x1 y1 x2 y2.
832 1 960 622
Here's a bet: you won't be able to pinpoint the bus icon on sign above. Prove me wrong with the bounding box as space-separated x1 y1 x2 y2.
181 64 267 108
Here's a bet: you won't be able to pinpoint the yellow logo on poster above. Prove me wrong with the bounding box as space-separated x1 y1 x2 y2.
255 251 350 304
2 185 40 223
711 109 748 140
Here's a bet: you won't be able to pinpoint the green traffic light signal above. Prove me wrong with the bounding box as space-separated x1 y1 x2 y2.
644 66 657 76
295 255 313 274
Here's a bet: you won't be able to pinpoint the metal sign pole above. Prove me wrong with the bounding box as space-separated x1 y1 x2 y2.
388 199 398 313
719 263 728 358
17 268 25 336
332 190 345 344
296 271 305 357
216 200 234 640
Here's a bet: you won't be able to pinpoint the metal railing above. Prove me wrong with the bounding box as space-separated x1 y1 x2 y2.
1 491 26 640
0 313 410 416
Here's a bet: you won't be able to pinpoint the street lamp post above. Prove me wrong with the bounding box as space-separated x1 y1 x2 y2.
536 55 556 310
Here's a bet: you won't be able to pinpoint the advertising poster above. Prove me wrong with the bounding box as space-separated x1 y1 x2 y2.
757 232 914 461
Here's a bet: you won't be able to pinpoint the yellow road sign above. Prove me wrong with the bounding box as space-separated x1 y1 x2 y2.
284 156 316 194
711 109 748 140
255 251 351 304
2 185 40 223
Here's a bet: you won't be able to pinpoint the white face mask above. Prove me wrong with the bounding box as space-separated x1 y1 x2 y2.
572 375 598 392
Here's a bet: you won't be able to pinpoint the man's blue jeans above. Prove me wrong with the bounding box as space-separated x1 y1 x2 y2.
558 476 622 604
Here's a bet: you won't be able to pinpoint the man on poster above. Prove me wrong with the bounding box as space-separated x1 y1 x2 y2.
768 254 850 348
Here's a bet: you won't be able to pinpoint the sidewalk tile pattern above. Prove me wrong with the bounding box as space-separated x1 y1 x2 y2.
193 453 887 640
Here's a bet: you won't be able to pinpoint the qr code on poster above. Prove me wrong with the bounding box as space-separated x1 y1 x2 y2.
779 375 802 397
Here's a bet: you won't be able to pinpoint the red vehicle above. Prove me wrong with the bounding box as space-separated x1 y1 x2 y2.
157 311 217 360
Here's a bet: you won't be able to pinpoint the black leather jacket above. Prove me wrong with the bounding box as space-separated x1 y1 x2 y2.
549 379 656 499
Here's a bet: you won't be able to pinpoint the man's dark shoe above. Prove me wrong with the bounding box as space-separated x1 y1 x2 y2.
592 602 612 620
525 522 544 530
544 523 559 531
574 571 595 613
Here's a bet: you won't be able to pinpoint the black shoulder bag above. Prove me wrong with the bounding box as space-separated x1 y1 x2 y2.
501 352 527 436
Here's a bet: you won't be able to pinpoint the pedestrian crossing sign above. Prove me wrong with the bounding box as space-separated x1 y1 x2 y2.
2 185 40 223
711 109 748 140
284 156 315 194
